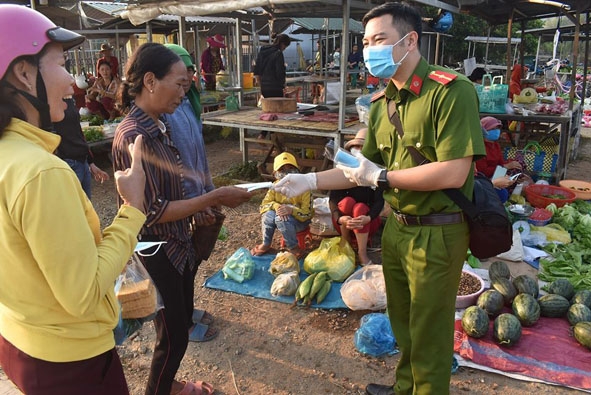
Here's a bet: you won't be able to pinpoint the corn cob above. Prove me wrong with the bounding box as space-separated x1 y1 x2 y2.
294 272 317 304
315 279 332 304
308 271 328 301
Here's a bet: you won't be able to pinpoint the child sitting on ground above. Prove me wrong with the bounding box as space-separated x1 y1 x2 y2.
251 152 313 259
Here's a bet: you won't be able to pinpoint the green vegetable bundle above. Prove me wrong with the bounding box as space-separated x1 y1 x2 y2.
539 200 591 290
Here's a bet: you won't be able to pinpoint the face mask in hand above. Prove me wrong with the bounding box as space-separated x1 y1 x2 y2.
363 33 410 79
484 128 501 141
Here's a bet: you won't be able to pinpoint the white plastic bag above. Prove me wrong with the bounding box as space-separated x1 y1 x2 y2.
340 265 387 311
495 230 524 262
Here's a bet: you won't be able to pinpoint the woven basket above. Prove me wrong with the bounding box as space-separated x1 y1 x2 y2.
117 279 157 319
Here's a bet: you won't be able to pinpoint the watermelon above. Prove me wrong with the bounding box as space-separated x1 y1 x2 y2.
477 289 505 316
567 304 591 326
461 306 490 338
574 321 591 349
548 278 575 300
492 277 517 305
512 293 540 326
489 261 511 282
512 275 539 298
493 313 522 346
538 294 570 318
571 290 591 308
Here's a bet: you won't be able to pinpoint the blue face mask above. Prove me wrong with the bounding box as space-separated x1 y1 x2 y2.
363 33 410 79
484 128 501 141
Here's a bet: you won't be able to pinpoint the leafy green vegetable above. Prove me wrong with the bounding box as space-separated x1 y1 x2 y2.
83 126 104 142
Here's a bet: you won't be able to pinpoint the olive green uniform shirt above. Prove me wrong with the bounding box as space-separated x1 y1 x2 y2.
363 58 486 215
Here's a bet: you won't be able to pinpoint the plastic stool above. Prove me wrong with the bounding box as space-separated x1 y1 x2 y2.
280 227 312 250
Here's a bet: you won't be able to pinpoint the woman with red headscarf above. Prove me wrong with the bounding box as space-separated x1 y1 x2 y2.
200 34 226 91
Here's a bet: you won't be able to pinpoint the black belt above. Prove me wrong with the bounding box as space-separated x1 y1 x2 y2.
393 211 465 226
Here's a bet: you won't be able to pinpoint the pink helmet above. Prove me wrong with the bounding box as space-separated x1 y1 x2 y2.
0 4 85 80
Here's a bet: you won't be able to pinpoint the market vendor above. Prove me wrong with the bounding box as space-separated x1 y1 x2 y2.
200 34 226 91
509 64 527 100
475 116 522 202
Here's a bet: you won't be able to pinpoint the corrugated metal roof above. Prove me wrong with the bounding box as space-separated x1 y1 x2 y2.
291 17 364 34
155 14 237 24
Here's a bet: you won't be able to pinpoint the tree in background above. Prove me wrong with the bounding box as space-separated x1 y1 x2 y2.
421 7 543 67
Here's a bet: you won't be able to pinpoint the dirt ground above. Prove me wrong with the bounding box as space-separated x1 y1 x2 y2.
90 127 590 395
4 129 588 394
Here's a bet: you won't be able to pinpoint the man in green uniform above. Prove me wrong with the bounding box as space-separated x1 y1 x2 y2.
273 3 485 394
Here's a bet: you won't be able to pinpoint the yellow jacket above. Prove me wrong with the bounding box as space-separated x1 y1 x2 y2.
0 119 145 362
260 186 313 222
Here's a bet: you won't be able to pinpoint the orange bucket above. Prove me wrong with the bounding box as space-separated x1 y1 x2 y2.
242 72 254 89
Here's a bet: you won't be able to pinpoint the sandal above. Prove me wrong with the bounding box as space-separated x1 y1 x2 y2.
250 244 271 256
189 323 218 343
177 380 215 395
192 309 214 325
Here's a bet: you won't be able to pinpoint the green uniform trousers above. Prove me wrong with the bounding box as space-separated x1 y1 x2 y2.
382 214 469 394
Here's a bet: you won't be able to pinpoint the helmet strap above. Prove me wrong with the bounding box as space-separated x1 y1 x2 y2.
1 73 52 131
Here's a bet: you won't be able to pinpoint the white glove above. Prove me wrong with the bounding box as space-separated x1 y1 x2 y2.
336 151 382 187
272 173 317 198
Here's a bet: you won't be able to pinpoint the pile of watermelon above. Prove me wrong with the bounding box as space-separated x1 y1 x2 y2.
461 260 591 349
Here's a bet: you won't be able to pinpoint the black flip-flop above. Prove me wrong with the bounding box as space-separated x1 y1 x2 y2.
192 309 214 325
188 322 218 343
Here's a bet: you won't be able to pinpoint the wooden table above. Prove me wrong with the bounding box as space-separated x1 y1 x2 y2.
482 103 582 181
201 106 361 174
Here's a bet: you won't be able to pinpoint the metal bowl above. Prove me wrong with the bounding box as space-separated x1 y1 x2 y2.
508 204 535 218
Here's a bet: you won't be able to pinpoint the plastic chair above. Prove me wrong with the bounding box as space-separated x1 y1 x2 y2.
280 227 312 250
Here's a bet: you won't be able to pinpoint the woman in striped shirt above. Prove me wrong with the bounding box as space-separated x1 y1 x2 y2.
112 43 252 395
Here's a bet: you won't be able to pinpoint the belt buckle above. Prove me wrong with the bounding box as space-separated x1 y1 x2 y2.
395 211 409 225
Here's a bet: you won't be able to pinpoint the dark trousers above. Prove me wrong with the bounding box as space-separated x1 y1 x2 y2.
0 336 128 395
142 246 197 395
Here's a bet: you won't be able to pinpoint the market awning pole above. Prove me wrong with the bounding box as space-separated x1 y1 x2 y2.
506 11 514 85
568 8 581 109
485 26 491 64
534 35 541 75
434 33 440 65
582 11 590 105
338 0 350 133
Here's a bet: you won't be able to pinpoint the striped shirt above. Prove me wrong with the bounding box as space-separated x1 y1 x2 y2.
112 104 195 274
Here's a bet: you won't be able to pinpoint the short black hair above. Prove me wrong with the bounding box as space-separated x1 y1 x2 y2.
362 2 422 44
469 67 487 82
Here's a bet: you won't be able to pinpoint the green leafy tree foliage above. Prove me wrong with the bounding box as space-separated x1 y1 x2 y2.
421 7 543 67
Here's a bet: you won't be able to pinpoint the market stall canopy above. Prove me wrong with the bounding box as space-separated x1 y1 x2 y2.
289 17 365 34
119 0 384 26
430 0 590 25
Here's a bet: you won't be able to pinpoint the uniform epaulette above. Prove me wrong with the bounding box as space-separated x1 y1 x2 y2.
428 70 457 85
370 90 386 103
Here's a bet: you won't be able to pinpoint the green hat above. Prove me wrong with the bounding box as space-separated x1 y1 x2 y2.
164 43 194 69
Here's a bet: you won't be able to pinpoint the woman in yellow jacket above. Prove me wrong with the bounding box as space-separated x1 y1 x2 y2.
0 5 146 394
